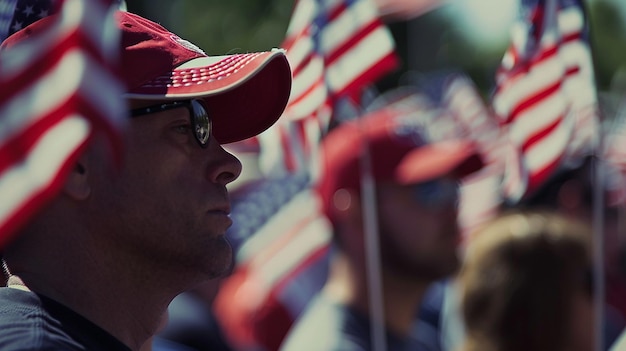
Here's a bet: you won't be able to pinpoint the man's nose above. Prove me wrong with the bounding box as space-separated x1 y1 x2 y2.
206 142 243 185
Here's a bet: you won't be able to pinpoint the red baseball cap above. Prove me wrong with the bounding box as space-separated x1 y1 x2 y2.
317 106 484 221
1 11 292 144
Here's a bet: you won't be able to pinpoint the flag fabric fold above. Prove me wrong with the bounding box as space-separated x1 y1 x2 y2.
215 0 399 350
492 0 600 203
215 173 332 351
0 0 125 247
258 0 398 176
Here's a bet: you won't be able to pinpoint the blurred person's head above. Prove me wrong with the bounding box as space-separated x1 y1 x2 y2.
507 155 626 280
510 156 617 219
317 106 483 282
459 210 593 351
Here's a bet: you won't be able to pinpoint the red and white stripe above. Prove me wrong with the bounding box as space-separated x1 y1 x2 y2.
444 74 504 165
558 4 599 159
258 0 398 176
0 0 124 247
215 186 331 351
214 1 398 347
492 0 598 202
442 74 506 237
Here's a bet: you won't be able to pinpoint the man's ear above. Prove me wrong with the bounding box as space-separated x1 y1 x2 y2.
63 154 91 200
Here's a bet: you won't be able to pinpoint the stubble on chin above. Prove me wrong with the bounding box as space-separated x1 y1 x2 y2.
199 235 234 279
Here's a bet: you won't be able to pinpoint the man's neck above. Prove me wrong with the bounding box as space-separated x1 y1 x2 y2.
5 246 180 351
325 253 430 337
381 274 429 336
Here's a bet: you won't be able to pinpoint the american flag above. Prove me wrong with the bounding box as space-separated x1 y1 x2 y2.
439 73 507 238
0 0 124 247
441 73 504 165
215 173 332 351
213 1 399 348
257 0 398 176
492 0 599 203
0 0 54 42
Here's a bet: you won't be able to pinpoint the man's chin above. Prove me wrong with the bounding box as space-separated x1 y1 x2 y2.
202 237 234 279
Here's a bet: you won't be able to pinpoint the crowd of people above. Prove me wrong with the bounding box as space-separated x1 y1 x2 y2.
0 2 625 351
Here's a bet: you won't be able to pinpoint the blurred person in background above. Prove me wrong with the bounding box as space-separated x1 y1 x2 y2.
438 156 626 351
279 105 484 351
510 156 626 346
458 209 594 351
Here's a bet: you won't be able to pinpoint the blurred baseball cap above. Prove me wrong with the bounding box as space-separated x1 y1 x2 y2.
1 11 292 144
317 106 484 221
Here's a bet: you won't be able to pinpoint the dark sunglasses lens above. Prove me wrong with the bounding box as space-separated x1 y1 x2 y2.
413 180 459 207
190 100 210 147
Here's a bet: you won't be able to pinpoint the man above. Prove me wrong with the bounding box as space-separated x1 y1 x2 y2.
0 10 291 351
280 105 483 351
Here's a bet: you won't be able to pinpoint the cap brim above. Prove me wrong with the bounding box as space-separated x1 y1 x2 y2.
124 50 292 144
395 140 484 184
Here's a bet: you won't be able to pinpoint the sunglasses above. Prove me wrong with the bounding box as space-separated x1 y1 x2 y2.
130 99 211 148
412 178 460 208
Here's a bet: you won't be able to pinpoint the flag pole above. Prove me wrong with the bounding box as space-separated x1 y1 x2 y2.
592 125 606 351
579 0 606 348
356 106 388 351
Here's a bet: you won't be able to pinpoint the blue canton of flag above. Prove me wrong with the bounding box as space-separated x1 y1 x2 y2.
0 0 55 42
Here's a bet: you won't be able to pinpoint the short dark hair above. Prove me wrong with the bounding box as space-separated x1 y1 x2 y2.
460 210 592 351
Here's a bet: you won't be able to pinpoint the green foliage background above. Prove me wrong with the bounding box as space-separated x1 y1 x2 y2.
125 0 626 96
125 1 294 54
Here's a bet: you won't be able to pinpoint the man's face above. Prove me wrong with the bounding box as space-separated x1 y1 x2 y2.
85 99 242 279
375 177 461 281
